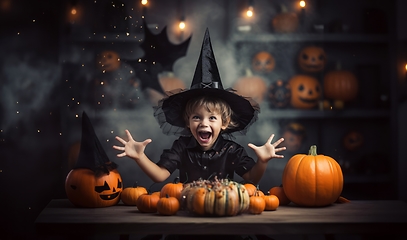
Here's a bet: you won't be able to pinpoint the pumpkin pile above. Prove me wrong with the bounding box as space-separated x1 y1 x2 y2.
180 178 250 217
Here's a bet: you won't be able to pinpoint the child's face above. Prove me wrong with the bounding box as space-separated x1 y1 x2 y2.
187 105 228 151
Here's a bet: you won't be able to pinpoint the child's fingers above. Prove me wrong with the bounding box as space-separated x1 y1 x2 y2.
115 136 127 144
267 134 275 144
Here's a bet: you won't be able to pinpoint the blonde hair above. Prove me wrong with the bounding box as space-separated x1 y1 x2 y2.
183 95 238 131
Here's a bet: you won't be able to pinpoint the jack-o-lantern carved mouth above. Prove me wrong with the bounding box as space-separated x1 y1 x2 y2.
299 97 318 103
99 192 120 200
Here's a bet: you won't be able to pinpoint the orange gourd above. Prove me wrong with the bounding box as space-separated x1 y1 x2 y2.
157 194 180 216
136 193 160 213
120 183 148 206
251 52 275 73
249 191 266 214
282 145 343 207
160 177 184 203
263 194 279 211
268 186 291 206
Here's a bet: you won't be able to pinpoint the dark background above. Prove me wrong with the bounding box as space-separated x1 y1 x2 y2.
1 0 407 239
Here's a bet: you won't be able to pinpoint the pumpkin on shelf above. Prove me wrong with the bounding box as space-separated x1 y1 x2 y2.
268 79 291 109
120 182 148 206
272 4 299 33
233 69 268 104
181 178 250 216
280 122 306 152
324 62 359 109
65 112 123 208
289 74 321 109
96 50 121 73
282 145 344 207
298 46 327 73
342 130 364 152
251 51 275 73
268 186 291 206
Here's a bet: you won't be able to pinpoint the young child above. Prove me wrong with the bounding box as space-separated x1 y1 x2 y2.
113 29 285 186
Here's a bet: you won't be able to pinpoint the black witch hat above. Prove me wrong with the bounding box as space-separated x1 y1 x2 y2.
154 29 259 136
74 112 118 174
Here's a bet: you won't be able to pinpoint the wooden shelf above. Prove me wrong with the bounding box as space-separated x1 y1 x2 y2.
230 33 389 43
267 109 390 119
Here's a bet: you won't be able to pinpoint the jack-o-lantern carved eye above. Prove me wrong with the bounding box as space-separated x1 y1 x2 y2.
251 51 275 73
95 181 111 193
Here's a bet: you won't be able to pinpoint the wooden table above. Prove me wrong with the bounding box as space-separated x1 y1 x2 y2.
35 199 407 238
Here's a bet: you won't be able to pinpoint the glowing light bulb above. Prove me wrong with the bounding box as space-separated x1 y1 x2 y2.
300 1 306 8
179 21 186 30
71 8 77 15
141 0 147 5
246 6 253 17
405 64 407 71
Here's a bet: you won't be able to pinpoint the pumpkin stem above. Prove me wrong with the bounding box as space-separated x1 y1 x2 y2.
174 177 180 184
308 145 317 156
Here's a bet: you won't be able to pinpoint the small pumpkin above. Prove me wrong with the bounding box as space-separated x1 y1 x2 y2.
268 79 291 109
251 51 275 73
136 193 160 213
263 194 279 211
120 183 148 206
289 75 321 109
272 5 299 33
96 50 121 72
298 46 327 73
282 145 343 207
323 62 359 109
243 183 257 197
157 194 180 216
233 69 268 104
268 186 291 206
160 177 184 202
249 191 266 214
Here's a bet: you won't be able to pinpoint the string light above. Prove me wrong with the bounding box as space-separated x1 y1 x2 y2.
246 0 254 18
300 0 306 8
179 17 186 30
141 0 148 5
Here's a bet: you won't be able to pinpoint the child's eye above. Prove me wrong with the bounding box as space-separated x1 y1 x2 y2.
209 116 217 120
192 115 200 120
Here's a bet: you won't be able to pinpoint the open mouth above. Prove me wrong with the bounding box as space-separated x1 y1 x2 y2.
198 131 212 143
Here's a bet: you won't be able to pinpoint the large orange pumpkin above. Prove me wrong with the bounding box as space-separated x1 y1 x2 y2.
65 168 123 208
282 145 343 207
323 63 359 108
289 75 321 109
233 69 268 104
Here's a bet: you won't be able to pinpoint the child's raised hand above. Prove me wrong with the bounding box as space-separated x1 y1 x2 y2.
113 130 152 160
248 134 285 162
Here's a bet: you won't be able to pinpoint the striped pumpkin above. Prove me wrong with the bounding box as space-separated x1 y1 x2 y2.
181 179 250 216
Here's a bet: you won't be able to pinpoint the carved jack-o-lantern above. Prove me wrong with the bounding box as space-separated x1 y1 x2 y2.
289 75 321 109
65 168 123 208
252 51 275 73
298 46 326 73
343 130 364 151
268 79 291 108
280 122 306 152
96 50 121 72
